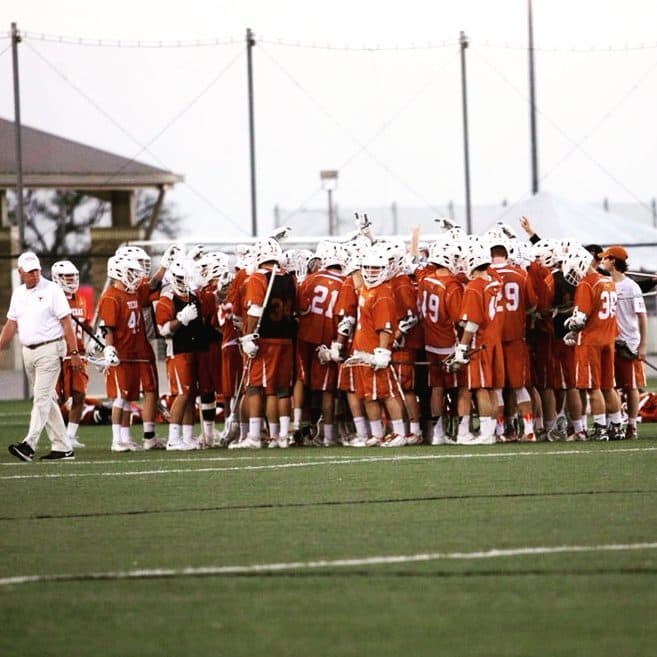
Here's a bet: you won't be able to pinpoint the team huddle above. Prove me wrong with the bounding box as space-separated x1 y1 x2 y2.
51 214 649 451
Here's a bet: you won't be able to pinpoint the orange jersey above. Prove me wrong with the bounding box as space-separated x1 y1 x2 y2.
490 262 537 342
220 268 248 346
390 273 423 349
575 272 618 346
335 275 358 321
98 286 144 360
352 282 396 353
418 271 463 351
459 275 504 346
297 269 345 345
66 293 89 352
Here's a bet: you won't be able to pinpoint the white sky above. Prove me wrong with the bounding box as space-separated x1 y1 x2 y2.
1 0 656 240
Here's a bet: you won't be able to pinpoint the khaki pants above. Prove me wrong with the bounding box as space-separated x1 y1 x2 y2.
22 339 72 452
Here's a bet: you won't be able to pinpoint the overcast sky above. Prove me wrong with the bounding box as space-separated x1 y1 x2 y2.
1 0 656 240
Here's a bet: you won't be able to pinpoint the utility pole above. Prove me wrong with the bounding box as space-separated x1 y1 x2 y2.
459 31 472 234
11 22 25 249
246 28 257 237
528 0 539 194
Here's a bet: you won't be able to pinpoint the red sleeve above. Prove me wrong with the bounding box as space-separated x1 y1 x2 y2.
460 284 485 325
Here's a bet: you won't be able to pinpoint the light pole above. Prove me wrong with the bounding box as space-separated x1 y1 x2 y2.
320 170 338 235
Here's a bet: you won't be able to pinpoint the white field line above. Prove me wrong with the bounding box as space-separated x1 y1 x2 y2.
2 446 656 481
2 541 657 587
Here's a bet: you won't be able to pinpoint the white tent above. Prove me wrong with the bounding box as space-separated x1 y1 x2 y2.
485 191 657 271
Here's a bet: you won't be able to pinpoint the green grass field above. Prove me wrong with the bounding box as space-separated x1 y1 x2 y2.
2 398 657 657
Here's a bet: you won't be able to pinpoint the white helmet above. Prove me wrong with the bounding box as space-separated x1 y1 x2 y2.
382 238 406 277
561 245 593 286
360 243 389 288
533 239 563 269
428 237 453 270
52 260 80 295
294 249 316 282
463 235 491 278
108 255 144 293
198 251 232 288
254 237 282 267
316 241 347 271
169 258 190 296
186 244 206 262
116 245 151 277
510 241 534 269
484 228 510 256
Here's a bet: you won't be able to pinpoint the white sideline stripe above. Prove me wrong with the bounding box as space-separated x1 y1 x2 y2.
2 446 656 481
1 541 657 587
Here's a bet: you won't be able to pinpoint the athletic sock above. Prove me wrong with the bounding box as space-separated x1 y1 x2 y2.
293 408 303 430
279 415 290 438
269 422 280 439
120 426 131 443
324 424 334 442
523 414 534 435
168 424 181 443
143 421 155 440
182 425 194 442
249 417 262 439
370 419 384 439
479 416 495 437
111 424 122 445
239 422 249 440
593 413 606 426
203 420 214 439
391 418 405 436
572 418 585 433
67 422 79 438
409 420 421 436
353 416 369 438
608 411 622 425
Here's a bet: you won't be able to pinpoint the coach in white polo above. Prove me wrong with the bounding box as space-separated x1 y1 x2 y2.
0 251 82 461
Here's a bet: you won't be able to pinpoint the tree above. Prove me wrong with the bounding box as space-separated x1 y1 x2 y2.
8 188 184 252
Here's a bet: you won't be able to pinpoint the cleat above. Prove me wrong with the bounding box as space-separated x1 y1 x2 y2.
8 441 34 462
166 439 197 451
142 437 166 450
69 436 86 449
322 437 337 447
231 435 262 449
112 440 141 452
566 430 588 442
277 436 289 449
365 436 382 447
608 422 624 441
381 433 407 448
431 435 456 446
476 434 497 445
535 429 549 442
589 423 609 441
518 433 536 443
345 436 368 447
456 433 479 445
625 425 638 440
39 450 75 461
405 433 423 446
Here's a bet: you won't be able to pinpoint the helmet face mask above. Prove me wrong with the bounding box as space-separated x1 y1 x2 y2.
561 246 592 286
360 245 389 288
169 259 190 296
52 260 80 294
108 255 144 293
428 238 454 270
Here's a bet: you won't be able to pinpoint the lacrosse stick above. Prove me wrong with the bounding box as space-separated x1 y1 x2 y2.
640 358 657 373
443 344 487 371
627 271 657 278
71 314 105 351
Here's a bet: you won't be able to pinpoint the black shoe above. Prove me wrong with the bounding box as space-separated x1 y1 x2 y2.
39 450 75 461
608 422 624 441
590 423 609 441
8 441 35 462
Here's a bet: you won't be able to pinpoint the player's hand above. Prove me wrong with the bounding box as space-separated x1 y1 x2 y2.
161 244 183 269
176 304 198 326
563 331 578 347
564 309 586 331
239 333 259 359
316 344 332 365
398 313 418 335
329 340 343 362
103 345 120 367
372 347 391 370
337 316 355 338
520 216 535 236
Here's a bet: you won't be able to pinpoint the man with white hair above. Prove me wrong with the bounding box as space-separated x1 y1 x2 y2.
2 252 80 461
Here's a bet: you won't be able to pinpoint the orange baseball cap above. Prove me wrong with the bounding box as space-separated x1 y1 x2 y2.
600 245 628 261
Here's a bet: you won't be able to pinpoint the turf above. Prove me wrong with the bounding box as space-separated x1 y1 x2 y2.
1 398 657 657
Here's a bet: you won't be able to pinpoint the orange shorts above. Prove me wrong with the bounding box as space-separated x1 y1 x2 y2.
427 351 460 389
614 353 646 389
106 362 141 401
58 359 89 401
245 339 294 396
138 360 158 394
464 341 504 390
531 332 553 390
353 364 399 402
337 360 357 392
391 349 416 392
197 341 222 395
503 339 530 389
575 343 615 390
552 340 576 389
221 343 243 398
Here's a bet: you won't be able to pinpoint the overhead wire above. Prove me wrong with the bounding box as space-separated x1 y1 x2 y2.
471 46 655 214
22 40 249 234
260 43 456 220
